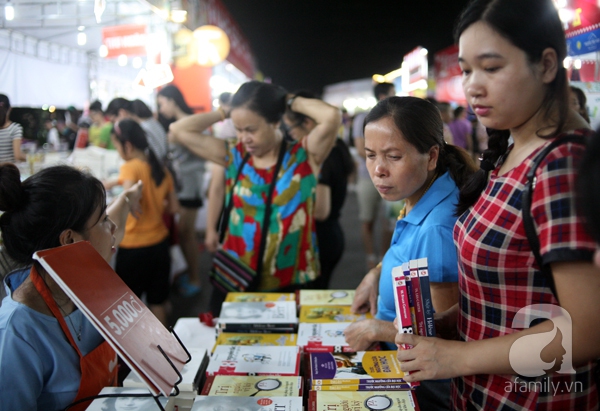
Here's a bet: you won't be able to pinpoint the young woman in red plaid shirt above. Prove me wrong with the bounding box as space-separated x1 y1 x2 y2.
395 0 600 410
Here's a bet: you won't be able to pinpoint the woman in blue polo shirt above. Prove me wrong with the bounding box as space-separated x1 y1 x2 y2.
345 96 476 410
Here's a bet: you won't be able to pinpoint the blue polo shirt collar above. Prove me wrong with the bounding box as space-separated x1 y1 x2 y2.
402 171 455 226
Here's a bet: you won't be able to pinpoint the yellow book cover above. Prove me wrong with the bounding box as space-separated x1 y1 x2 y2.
299 290 355 306
312 382 410 391
225 292 296 302
300 305 373 323
308 390 417 411
202 375 303 396
310 351 406 385
214 332 298 351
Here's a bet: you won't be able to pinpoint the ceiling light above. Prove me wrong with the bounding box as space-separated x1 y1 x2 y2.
77 31 87 46
132 57 143 69
98 45 108 57
117 54 128 66
5 1 14 21
171 9 187 23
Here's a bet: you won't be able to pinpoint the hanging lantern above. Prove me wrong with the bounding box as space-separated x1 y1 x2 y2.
192 25 230 67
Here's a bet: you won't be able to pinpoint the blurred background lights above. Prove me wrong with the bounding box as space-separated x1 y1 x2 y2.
117 54 128 66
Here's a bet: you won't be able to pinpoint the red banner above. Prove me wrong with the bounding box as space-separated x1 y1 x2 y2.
206 0 255 78
565 0 600 37
102 24 147 59
434 44 466 105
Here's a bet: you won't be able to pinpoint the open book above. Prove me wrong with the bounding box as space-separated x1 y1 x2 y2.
33 241 188 396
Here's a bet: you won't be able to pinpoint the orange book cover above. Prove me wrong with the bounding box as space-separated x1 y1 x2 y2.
33 241 188 397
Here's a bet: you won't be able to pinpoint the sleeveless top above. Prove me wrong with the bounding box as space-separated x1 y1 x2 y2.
223 140 319 290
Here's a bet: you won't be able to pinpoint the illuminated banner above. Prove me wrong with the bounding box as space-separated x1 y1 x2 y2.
565 0 600 37
434 44 466 105
206 0 255 78
102 24 148 59
567 28 600 55
404 47 428 83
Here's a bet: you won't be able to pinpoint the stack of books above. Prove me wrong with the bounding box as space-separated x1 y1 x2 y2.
305 350 418 410
206 345 301 377
296 289 372 353
216 301 298 334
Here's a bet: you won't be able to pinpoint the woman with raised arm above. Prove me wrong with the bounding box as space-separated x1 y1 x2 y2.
394 1 600 410
0 164 142 411
283 90 355 289
169 80 340 314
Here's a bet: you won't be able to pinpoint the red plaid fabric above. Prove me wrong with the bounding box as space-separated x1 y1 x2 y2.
452 130 598 410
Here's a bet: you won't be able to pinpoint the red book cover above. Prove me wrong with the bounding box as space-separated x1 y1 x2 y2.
392 264 413 336
409 259 426 336
33 242 188 397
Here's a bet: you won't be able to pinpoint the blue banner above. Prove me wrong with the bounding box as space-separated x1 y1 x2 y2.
567 28 600 56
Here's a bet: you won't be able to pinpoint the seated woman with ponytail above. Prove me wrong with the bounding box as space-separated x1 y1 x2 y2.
345 96 477 410
111 119 179 326
0 164 141 411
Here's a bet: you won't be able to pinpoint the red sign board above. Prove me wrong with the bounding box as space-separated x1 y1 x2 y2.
206 0 255 78
565 0 600 37
102 24 148 58
434 44 466 105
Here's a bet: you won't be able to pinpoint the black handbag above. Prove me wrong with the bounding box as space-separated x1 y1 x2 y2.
209 141 287 293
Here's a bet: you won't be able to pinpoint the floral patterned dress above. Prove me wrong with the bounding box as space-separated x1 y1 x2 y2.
223 140 319 290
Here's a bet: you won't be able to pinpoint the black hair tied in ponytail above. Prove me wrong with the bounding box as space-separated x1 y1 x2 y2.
455 128 510 215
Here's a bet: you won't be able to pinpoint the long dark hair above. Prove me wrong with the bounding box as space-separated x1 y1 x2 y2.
364 96 477 190
455 0 569 215
157 84 193 132
0 94 11 126
231 81 287 124
0 164 106 265
113 119 166 186
578 129 600 245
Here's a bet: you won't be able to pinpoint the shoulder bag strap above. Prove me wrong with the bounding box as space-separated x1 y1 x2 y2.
521 135 586 298
254 140 287 279
218 153 251 243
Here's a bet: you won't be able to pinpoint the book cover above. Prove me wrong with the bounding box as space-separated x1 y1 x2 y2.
206 345 301 376
191 396 303 411
308 390 419 411
84 387 172 411
296 322 353 353
123 348 209 393
418 257 436 337
201 375 303 396
392 265 414 336
409 259 426 336
312 383 411 391
403 262 418 336
313 378 409 387
225 292 296 302
299 290 356 306
172 317 217 352
33 242 187 397
217 301 298 328
218 326 297 335
309 351 406 385
215 332 297 350
299 305 373 323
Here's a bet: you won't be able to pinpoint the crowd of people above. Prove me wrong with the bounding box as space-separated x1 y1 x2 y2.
1 0 600 410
